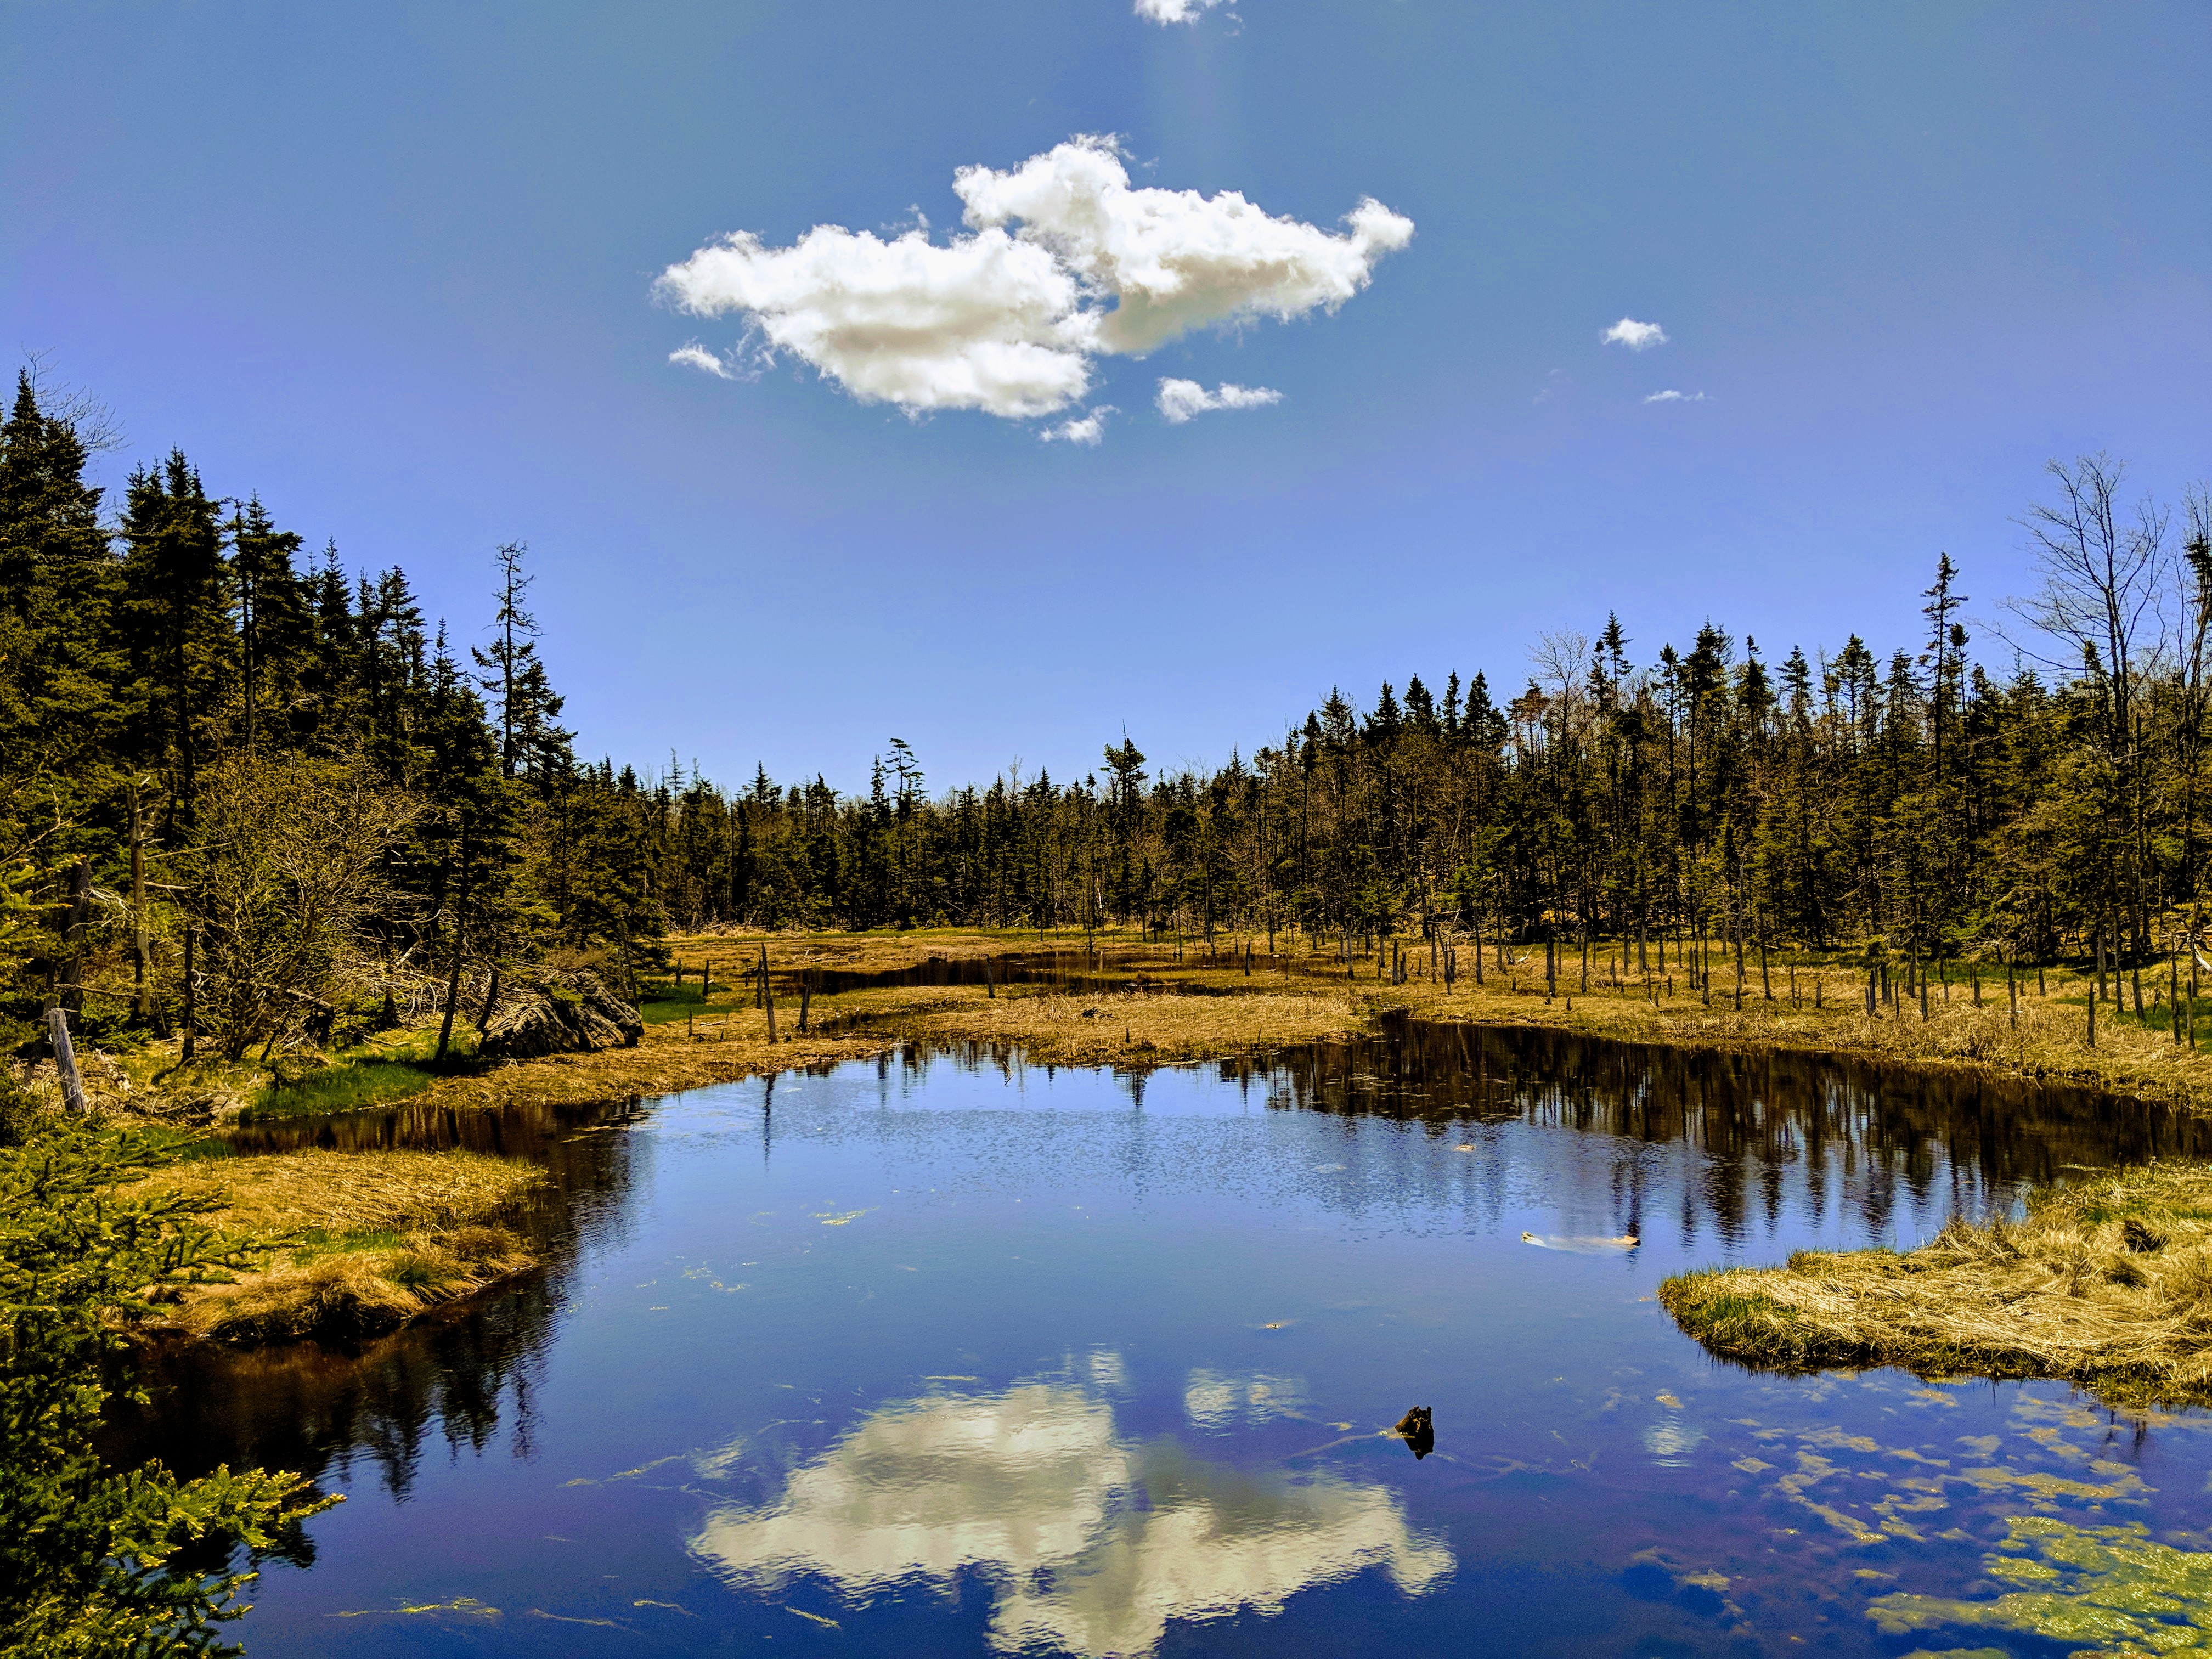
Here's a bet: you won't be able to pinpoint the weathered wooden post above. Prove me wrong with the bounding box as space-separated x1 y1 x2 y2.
761 944 776 1041
47 1008 88 1114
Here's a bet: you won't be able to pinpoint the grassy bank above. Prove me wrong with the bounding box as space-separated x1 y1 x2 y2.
1659 1161 2212 1408
137 1148 545 1346
645 925 2212 1108
52 926 2212 1363
46 927 2212 1128
391 924 2212 1119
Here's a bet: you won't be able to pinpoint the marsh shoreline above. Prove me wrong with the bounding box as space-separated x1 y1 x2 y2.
103 929 2210 1369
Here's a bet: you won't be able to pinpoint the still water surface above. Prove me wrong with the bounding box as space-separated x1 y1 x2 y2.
127 1026 2212 1656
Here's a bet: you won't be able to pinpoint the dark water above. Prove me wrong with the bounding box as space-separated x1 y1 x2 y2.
125 1025 2212 1657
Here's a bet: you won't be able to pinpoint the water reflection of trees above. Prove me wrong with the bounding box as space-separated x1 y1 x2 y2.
103 1094 645 1500
1255 1022 2212 1247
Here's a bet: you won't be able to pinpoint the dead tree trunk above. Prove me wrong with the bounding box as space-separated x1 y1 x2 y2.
47 1009 88 1114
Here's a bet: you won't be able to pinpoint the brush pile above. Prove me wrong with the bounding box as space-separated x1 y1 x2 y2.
1661 1161 2212 1406
478 969 644 1059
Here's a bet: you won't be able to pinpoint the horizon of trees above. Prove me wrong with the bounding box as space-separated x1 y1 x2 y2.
3 367 2208 1062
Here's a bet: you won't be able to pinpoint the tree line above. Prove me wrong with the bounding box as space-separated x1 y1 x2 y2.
0 371 669 1061
625 462 2212 1004
3 368 2208 1066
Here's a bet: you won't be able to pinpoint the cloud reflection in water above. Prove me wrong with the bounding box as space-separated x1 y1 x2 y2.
690 1381 1452 1656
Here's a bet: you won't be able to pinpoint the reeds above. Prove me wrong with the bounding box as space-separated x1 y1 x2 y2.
1660 1161 2212 1406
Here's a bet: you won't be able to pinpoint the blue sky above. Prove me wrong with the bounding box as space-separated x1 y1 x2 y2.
4 2 2206 793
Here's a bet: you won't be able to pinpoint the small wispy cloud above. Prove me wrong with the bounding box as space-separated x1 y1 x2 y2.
1156 379 1282 424
1644 389 1709 404
669 343 732 379
1602 317 1667 351
1041 406 1115 445
1533 369 1572 405
1135 0 1228 21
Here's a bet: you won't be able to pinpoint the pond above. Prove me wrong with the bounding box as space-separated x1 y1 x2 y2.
119 1025 2212 1657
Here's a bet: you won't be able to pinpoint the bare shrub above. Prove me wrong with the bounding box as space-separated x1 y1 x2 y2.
188 755 418 1060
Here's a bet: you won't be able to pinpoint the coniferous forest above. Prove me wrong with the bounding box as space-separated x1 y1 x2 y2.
4 371 2210 1064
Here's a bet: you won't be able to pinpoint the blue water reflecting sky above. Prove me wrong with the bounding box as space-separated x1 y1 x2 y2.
204 1044 2212 1656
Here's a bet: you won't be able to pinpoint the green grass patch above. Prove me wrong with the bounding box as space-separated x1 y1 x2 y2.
250 1059 448 1119
640 981 736 1025
132 1127 238 1164
336 1026 449 1063
287 1226 407 1265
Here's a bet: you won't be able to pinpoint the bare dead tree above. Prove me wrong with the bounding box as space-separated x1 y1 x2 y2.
2000 455 2176 964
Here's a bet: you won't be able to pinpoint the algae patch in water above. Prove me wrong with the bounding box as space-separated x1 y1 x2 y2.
1869 1515 2212 1655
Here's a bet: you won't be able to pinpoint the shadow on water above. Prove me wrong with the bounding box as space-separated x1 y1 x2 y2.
102 1096 649 1498
1266 1018 2212 1243
110 1018 2208 1509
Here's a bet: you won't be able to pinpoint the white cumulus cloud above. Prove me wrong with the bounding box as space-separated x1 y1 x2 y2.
1156 378 1282 424
1042 406 1115 445
656 136 1412 424
1135 0 1228 22
668 343 732 379
1643 389 1709 403
657 223 1088 419
1602 317 1668 351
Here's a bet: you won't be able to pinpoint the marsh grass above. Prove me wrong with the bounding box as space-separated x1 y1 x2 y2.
655 927 2212 1109
381 928 2212 1126
1661 1161 2212 1407
846 981 1362 1066
250 1058 445 1117
637 981 710 1025
138 1148 546 1345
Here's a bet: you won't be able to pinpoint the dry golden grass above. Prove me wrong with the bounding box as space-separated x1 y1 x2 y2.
146 1148 541 1235
417 1018 889 1112
660 924 1052 975
844 981 1362 1066
1661 1161 2212 1407
398 928 2212 1118
72 927 2206 1128
1181 939 2212 1109
140 1149 547 1346
413 969 1365 1111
